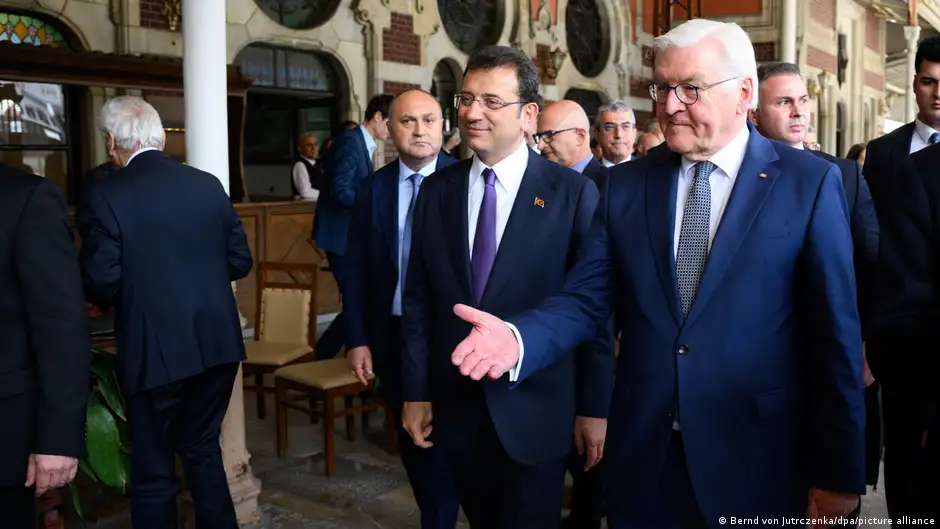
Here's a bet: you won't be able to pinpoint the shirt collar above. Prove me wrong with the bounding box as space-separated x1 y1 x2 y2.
398 157 438 182
126 147 160 166
679 125 750 181
914 118 940 144
470 138 529 197
601 155 629 167
571 153 596 174
301 156 317 164
359 125 377 156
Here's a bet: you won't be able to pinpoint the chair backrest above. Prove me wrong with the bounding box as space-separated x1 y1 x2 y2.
254 261 319 348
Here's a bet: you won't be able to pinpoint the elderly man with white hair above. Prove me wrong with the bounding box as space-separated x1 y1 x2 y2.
77 96 252 529
446 19 865 528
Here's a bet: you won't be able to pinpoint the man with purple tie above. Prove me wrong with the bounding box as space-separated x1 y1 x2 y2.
399 45 612 529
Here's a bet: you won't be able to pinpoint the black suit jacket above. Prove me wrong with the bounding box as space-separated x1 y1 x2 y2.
808 150 879 334
0 164 90 486
401 149 613 465
344 152 458 405
77 151 252 396
864 122 915 203
869 143 940 428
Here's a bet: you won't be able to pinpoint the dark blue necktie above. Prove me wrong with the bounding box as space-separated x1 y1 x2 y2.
930 132 940 145
396 173 423 313
471 168 497 304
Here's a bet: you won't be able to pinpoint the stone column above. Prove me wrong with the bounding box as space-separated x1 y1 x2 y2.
780 0 797 64
904 25 922 123
183 0 262 526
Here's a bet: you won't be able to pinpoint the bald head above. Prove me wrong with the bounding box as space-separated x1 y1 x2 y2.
536 100 592 168
388 89 444 171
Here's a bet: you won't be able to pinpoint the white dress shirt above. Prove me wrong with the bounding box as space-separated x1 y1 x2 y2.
910 119 940 154
292 157 320 201
468 139 530 382
392 158 438 316
126 147 160 166
601 154 631 167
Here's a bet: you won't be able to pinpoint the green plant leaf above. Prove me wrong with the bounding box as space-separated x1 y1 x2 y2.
85 402 128 493
68 481 86 527
91 351 126 421
77 458 98 483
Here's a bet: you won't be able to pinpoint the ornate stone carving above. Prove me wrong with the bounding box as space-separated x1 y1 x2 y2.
163 0 181 31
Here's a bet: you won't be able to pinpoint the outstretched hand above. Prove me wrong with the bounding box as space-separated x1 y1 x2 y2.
451 304 520 381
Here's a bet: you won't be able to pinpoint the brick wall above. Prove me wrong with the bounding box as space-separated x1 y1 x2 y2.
807 45 837 72
753 42 776 62
140 0 166 29
810 0 835 28
865 70 884 91
383 13 421 65
536 44 555 86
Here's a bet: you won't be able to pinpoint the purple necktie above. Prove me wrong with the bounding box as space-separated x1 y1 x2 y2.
471 168 497 303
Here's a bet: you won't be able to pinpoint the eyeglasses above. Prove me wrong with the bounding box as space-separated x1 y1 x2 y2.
648 77 738 105
454 93 525 111
601 122 636 134
533 128 578 144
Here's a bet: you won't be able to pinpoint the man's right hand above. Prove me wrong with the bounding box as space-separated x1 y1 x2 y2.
402 401 434 448
347 346 373 386
26 454 79 496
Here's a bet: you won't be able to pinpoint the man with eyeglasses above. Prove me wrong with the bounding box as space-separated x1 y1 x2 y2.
536 99 614 529
400 45 610 529
593 100 637 167
445 19 865 529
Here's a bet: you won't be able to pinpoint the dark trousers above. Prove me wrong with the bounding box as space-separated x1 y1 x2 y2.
447 406 566 529
317 251 346 359
384 317 460 529
608 432 708 529
0 484 35 529
881 381 940 527
129 362 240 529
565 448 605 529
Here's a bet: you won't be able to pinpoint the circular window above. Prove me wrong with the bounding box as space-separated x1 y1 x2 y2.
255 0 340 30
565 0 608 77
438 0 501 54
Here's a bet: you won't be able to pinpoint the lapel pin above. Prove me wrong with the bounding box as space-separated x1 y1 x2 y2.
534 197 545 208
759 173 767 179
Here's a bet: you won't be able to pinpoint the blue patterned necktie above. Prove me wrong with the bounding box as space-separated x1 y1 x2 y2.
398 173 423 309
930 132 940 145
471 168 498 304
676 161 716 318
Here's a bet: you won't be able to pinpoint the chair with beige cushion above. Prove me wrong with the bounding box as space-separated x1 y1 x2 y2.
243 261 318 419
274 357 396 477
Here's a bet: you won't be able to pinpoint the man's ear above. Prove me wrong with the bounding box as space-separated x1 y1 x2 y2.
747 109 759 128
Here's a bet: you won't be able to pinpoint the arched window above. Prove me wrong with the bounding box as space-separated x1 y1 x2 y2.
565 0 608 77
564 88 604 124
254 0 341 30
438 0 501 54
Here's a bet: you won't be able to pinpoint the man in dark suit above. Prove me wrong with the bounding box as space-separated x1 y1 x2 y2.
312 94 394 359
867 144 940 524
448 20 865 529
536 99 614 529
344 89 460 529
77 96 252 529
0 163 90 527
400 46 611 529
865 36 940 196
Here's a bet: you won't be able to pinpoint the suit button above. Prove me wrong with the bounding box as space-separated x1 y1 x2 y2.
677 344 689 355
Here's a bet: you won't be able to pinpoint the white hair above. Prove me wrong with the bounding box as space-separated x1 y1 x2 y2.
99 96 165 151
651 19 759 110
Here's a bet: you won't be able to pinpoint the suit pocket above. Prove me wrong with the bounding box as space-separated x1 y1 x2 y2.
754 387 799 418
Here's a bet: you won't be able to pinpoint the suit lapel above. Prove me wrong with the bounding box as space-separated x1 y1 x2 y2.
376 166 399 267
442 163 473 301
684 129 781 327
479 152 553 308
646 149 683 326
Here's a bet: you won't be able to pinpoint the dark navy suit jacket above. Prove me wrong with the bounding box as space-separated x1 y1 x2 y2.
313 127 373 255
509 124 866 521
77 151 252 396
343 152 457 404
401 150 614 465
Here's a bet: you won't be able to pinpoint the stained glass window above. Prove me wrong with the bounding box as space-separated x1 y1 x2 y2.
255 0 340 30
236 45 336 92
565 0 607 77
438 0 500 54
0 13 69 48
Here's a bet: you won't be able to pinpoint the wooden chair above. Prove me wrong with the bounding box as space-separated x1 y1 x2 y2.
273 358 397 477
243 261 318 419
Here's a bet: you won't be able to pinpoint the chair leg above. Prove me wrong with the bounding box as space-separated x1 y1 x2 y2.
275 378 288 458
344 395 356 442
255 374 266 420
385 405 397 455
324 395 336 477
